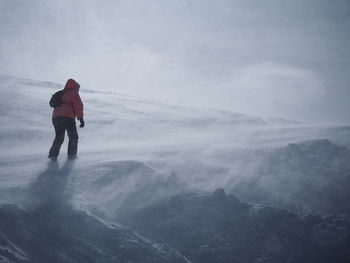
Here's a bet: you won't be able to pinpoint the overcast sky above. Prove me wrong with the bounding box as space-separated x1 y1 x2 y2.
1 0 349 123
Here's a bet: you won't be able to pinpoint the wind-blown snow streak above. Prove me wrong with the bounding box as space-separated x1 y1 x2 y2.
1 75 350 211
81 208 193 263
1 76 350 262
0 233 29 263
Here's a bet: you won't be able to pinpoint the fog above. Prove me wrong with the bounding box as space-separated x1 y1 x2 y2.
1 1 350 258
1 0 349 123
1 72 350 261
1 76 349 212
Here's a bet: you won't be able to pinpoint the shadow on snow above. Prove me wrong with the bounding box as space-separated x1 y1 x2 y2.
26 160 75 209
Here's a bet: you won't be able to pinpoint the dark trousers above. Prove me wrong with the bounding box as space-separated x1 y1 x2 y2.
49 117 79 158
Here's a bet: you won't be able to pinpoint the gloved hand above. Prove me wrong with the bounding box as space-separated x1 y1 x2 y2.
78 117 85 128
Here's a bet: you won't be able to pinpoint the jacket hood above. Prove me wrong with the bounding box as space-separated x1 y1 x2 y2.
64 79 79 90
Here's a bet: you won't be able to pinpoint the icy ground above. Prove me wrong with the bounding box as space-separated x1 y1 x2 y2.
0 75 350 262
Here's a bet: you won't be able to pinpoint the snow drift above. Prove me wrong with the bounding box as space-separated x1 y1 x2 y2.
1 75 350 262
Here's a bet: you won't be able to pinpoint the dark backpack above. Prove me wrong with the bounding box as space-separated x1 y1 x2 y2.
49 90 65 108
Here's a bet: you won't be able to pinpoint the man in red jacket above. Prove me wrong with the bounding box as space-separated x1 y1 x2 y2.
48 79 84 160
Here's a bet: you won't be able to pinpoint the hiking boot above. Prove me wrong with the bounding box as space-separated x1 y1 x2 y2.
67 155 77 161
48 155 58 161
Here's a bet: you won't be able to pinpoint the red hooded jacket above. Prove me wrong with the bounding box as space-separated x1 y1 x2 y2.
52 79 84 119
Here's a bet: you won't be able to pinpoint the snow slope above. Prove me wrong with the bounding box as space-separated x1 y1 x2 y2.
1 75 350 262
1 74 350 212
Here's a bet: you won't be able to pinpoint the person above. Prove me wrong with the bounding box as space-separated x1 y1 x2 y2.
48 78 84 160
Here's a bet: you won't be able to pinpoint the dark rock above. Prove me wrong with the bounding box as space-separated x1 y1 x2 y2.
211 188 226 200
117 189 350 263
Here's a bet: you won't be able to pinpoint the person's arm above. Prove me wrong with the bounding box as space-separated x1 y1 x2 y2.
72 93 84 118
72 93 84 127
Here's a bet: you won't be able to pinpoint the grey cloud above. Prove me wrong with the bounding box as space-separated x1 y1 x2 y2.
0 0 349 123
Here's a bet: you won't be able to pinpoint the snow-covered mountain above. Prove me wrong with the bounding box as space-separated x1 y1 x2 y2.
1 75 350 263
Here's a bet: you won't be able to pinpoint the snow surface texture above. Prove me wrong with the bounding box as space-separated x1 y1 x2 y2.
0 75 350 262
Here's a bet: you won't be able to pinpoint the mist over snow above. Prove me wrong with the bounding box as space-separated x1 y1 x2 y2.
1 0 350 122
0 76 350 262
1 0 350 262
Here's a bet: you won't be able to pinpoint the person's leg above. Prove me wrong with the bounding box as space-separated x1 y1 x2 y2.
49 118 65 158
66 118 79 159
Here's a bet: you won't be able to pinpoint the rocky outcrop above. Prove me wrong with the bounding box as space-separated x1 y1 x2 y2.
231 139 350 215
118 188 350 263
0 203 187 263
